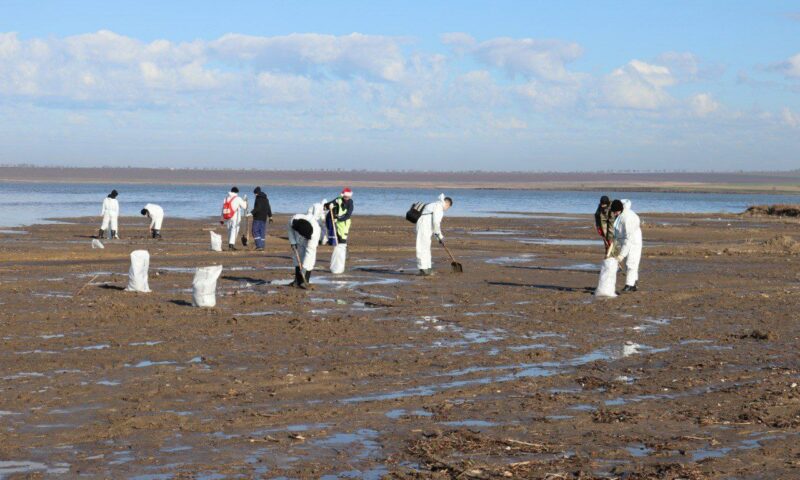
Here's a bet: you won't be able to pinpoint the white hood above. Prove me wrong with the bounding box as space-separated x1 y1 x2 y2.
307 199 327 223
621 199 632 211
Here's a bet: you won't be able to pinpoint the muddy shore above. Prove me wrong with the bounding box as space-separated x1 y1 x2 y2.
1 213 799 479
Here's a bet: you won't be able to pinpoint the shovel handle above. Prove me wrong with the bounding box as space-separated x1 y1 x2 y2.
439 238 458 263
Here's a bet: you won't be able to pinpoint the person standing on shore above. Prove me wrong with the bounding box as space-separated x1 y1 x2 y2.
99 189 119 240
324 187 354 274
594 195 615 256
610 199 642 292
415 194 452 276
220 187 247 251
140 203 164 239
250 187 273 251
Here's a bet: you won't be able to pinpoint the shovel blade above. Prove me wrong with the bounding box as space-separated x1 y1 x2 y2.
451 262 463 273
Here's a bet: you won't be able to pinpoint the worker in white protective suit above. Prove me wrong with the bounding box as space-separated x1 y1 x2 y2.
610 199 642 292
140 203 164 239
287 202 325 288
220 187 247 251
99 189 120 239
415 194 453 276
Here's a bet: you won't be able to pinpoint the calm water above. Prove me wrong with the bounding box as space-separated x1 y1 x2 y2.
0 182 797 227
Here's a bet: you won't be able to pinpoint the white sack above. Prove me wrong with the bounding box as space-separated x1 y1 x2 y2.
330 244 347 274
91 239 104 249
192 265 223 307
595 258 618 298
210 231 222 252
126 250 151 293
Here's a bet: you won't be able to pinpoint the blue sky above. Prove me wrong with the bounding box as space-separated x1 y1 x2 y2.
1 0 798 171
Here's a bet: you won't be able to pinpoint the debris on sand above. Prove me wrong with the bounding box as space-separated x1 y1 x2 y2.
744 204 800 218
761 235 800 254
738 329 774 341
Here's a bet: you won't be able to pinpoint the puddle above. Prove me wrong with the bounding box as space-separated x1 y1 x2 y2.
125 360 177 368
519 238 601 246
3 372 45 380
130 341 163 346
469 230 523 236
385 409 432 419
97 380 121 386
74 344 110 351
552 263 600 271
485 255 536 265
314 429 381 461
234 311 292 317
441 420 497 427
310 276 405 289
32 292 73 298
546 415 573 421
0 460 70 476
508 343 548 351
343 342 671 403
0 230 28 234
625 443 654 457
568 404 597 412
40 334 64 340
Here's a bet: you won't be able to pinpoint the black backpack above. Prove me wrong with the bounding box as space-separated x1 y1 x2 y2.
405 202 426 224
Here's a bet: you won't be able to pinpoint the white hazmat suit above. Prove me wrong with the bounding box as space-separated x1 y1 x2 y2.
416 194 446 271
221 192 247 247
100 197 119 237
288 212 323 273
143 203 164 230
614 199 642 287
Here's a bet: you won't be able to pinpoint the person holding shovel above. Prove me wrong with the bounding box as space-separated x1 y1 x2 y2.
140 203 164 239
415 194 452 276
324 187 354 274
287 202 325 289
594 195 616 256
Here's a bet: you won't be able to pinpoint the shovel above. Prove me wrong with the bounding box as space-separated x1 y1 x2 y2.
438 238 463 273
290 244 307 288
240 194 249 247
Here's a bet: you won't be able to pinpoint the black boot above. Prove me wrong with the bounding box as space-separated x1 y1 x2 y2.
111 230 118 239
622 283 638 292
153 229 162 239
98 229 105 239
304 270 312 283
228 244 237 251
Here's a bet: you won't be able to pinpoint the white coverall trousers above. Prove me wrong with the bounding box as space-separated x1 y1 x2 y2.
101 214 118 233
415 216 433 270
288 227 320 272
226 219 239 246
622 243 642 287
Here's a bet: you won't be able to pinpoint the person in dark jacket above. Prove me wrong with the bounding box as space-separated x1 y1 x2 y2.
594 195 615 254
250 186 273 251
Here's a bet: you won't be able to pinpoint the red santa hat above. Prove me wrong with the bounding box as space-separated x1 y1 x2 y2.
341 187 353 198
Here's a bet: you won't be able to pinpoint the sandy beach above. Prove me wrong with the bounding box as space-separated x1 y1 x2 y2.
0 212 799 478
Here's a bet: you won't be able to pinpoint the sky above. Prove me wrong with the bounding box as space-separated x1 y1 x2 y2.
0 0 799 172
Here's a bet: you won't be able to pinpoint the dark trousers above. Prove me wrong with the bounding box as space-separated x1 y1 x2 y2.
252 220 267 249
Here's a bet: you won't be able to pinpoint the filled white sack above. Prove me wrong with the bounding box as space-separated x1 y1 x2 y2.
192 265 223 307
210 231 223 252
91 239 104 249
595 257 618 298
126 250 151 293
330 244 347 274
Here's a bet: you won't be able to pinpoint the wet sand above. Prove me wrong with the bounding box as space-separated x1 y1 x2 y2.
0 213 799 478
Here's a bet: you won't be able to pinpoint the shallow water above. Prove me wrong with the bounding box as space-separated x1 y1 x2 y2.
2 181 799 227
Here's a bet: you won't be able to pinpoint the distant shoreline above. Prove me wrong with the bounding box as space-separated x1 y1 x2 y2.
2 166 800 195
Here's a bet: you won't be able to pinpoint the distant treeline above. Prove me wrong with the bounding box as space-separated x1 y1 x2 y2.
2 165 800 185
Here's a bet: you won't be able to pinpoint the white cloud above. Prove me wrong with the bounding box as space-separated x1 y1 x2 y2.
783 107 800 128
601 60 675 110
656 51 724 81
690 93 719 117
256 72 312 104
210 32 407 82
775 52 800 78
443 33 582 83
